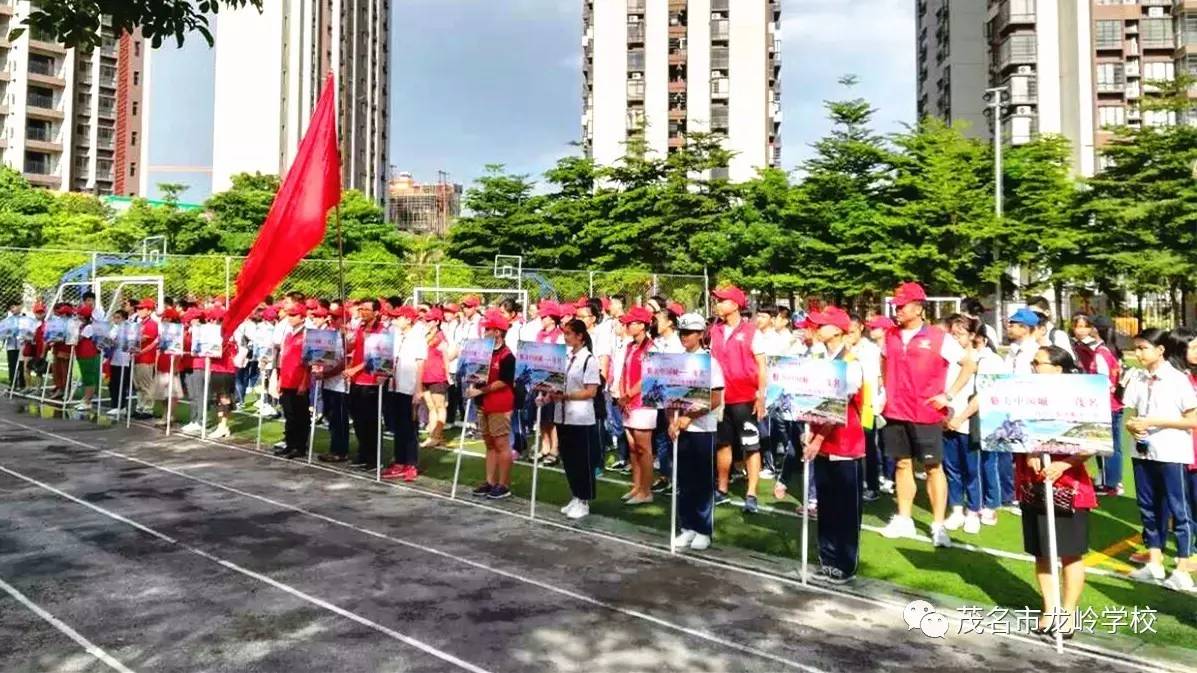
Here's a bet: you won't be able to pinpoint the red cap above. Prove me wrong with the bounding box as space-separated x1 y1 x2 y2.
866 316 895 330
601 297 611 312
77 306 94 319
809 306 851 333
480 310 510 332
892 282 928 307
304 298 319 310
619 306 654 325
32 302 45 313
159 307 180 321
391 305 418 321
561 303 576 317
667 301 685 316
538 300 562 319
285 305 304 317
312 307 330 318
575 295 589 308
261 308 278 321
55 304 74 317
205 307 227 321
712 286 748 309
181 308 204 323
462 295 481 308
137 298 156 310
443 302 460 314
425 308 444 322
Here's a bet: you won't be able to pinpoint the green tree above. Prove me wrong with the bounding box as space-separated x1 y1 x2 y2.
204 172 281 253
448 165 543 265
16 1 263 50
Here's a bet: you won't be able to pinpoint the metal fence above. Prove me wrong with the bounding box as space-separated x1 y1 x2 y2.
0 247 710 313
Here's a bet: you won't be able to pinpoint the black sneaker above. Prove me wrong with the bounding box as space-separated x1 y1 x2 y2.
610 460 629 473
272 445 292 457
714 491 731 506
471 482 493 497
651 477 671 494
862 489 879 503
317 454 348 463
743 495 759 514
813 566 855 585
486 485 511 500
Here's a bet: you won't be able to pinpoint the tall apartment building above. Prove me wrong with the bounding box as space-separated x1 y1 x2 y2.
0 2 145 194
212 0 389 202
915 0 989 137
582 0 782 182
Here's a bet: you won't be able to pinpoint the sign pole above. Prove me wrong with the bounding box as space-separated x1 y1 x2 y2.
307 381 320 464
530 402 542 519
255 383 265 451
114 360 126 420
450 398 473 499
200 358 211 439
165 355 176 435
64 344 77 407
375 382 384 483
801 456 811 586
124 359 135 428
669 411 680 554
1043 453 1065 654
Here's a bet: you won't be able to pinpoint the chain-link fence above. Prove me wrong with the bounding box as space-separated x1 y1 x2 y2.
0 246 710 314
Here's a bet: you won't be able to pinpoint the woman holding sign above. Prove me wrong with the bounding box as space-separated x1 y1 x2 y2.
1021 346 1097 636
468 311 517 500
203 307 238 439
669 313 724 552
617 306 657 506
276 305 311 459
553 318 603 520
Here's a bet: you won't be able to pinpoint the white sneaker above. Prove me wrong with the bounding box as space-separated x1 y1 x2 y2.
943 510 966 531
561 497 580 514
209 425 231 439
880 515 917 539
1163 570 1195 592
566 501 589 520
74 401 92 412
673 529 697 548
879 478 895 495
963 512 982 535
1129 563 1166 582
689 534 711 551
106 407 123 417
758 468 775 480
915 471 927 481
931 524 952 548
980 509 998 526
180 422 201 435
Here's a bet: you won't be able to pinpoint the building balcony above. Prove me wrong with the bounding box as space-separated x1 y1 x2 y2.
668 79 686 93
627 24 645 44
23 172 60 188
669 0 686 10
26 102 64 120
1096 81 1126 93
97 105 116 120
25 138 62 153
627 0 645 14
668 24 686 38
668 107 686 121
993 2 1035 35
28 39 67 56
28 70 66 88
668 50 686 65
668 135 685 149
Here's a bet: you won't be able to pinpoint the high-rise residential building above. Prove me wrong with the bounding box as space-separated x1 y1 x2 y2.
915 0 989 137
0 2 146 194
386 171 462 236
582 0 782 182
212 0 389 202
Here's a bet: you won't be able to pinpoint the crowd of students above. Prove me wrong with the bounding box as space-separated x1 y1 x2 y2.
7 281 1197 618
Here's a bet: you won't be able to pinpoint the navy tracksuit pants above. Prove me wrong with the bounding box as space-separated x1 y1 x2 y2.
814 456 863 578
677 431 716 536
1133 458 1193 557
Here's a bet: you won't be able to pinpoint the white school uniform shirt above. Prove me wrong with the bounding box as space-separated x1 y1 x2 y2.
1042 320 1075 358
650 331 683 354
852 337 884 416
555 346 602 426
505 321 521 354
391 325 428 395
1122 361 1197 463
607 333 631 394
519 319 541 344
1004 337 1038 375
109 323 131 367
686 349 725 434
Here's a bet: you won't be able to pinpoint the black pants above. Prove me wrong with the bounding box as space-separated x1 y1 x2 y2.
863 427 881 492
390 391 419 467
558 423 599 501
280 388 311 454
350 384 382 468
7 349 23 389
324 389 351 457
108 364 130 409
447 383 463 426
814 456 863 577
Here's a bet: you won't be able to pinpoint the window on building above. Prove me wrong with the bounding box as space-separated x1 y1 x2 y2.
1143 60 1174 82
133 71 140 86
1098 105 1125 127
1141 18 1171 48
133 41 140 57
1185 14 1197 48
1095 21 1121 49
1096 62 1125 91
131 101 139 115
627 49 645 71
130 131 138 146
1144 109 1176 127
129 162 136 177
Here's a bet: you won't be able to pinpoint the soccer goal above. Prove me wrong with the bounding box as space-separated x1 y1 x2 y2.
411 287 529 318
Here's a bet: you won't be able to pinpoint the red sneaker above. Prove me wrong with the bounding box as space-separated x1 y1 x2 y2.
402 466 419 482
381 464 406 480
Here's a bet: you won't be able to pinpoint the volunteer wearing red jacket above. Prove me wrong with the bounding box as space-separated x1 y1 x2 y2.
132 298 159 419
204 306 238 439
709 286 768 513
879 282 974 547
276 305 311 459
342 299 386 470
468 310 517 500
802 307 865 584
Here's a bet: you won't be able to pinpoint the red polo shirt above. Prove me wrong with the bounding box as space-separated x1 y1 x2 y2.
882 324 949 424
349 319 385 386
135 318 159 365
278 327 309 391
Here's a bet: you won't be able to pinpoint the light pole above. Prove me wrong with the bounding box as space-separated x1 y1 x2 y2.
986 86 1008 339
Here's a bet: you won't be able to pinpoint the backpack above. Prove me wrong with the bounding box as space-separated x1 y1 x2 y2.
1074 339 1123 399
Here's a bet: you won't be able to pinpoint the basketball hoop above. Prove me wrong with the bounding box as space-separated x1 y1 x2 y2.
494 255 523 281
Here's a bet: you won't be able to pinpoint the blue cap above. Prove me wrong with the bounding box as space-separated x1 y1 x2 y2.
1009 307 1041 327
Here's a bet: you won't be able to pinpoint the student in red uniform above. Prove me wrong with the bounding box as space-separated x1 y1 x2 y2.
132 298 159 419
709 286 768 513
276 305 311 459
469 311 517 499
48 303 74 400
24 302 46 394
535 301 565 465
618 306 657 505
1071 313 1125 496
421 308 450 448
803 307 865 584
152 307 183 426
342 299 386 469
73 306 101 411
879 282 974 548
204 306 238 439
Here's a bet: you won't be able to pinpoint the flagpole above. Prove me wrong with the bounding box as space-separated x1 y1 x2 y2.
336 205 346 302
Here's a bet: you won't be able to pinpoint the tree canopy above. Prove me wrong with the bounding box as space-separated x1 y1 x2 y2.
13 1 264 49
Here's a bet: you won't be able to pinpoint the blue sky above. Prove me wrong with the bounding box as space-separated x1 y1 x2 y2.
145 0 914 201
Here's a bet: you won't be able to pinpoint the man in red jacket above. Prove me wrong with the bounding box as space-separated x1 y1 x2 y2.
879 282 974 548
709 286 768 513
276 305 310 459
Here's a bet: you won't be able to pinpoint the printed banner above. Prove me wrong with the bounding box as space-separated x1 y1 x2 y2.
363 332 395 376
515 340 567 395
91 320 113 351
303 328 344 368
765 356 849 425
978 373 1113 456
65 318 80 346
252 326 275 366
459 337 495 389
641 352 713 413
159 323 185 356
0 317 15 346
117 322 141 353
191 324 224 358
17 316 37 344
43 317 68 344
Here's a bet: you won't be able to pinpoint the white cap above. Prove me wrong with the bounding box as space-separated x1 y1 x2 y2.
677 312 707 332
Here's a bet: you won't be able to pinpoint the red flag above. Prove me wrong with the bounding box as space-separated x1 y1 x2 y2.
223 74 342 338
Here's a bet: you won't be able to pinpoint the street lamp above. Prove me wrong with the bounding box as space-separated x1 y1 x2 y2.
985 86 1008 339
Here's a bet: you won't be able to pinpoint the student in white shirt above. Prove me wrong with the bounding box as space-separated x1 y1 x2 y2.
1026 296 1075 359
381 306 426 482
669 313 725 552
1123 328 1197 591
552 318 603 520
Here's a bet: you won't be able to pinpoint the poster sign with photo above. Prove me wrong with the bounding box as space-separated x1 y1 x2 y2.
459 337 495 389
252 328 275 367
159 323 185 356
17 316 37 344
44 317 68 344
640 352 713 413
191 324 224 358
765 356 850 425
91 320 113 351
978 373 1113 456
303 328 344 368
65 318 81 346
363 332 395 376
515 341 567 395
0 317 15 346
117 322 141 353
